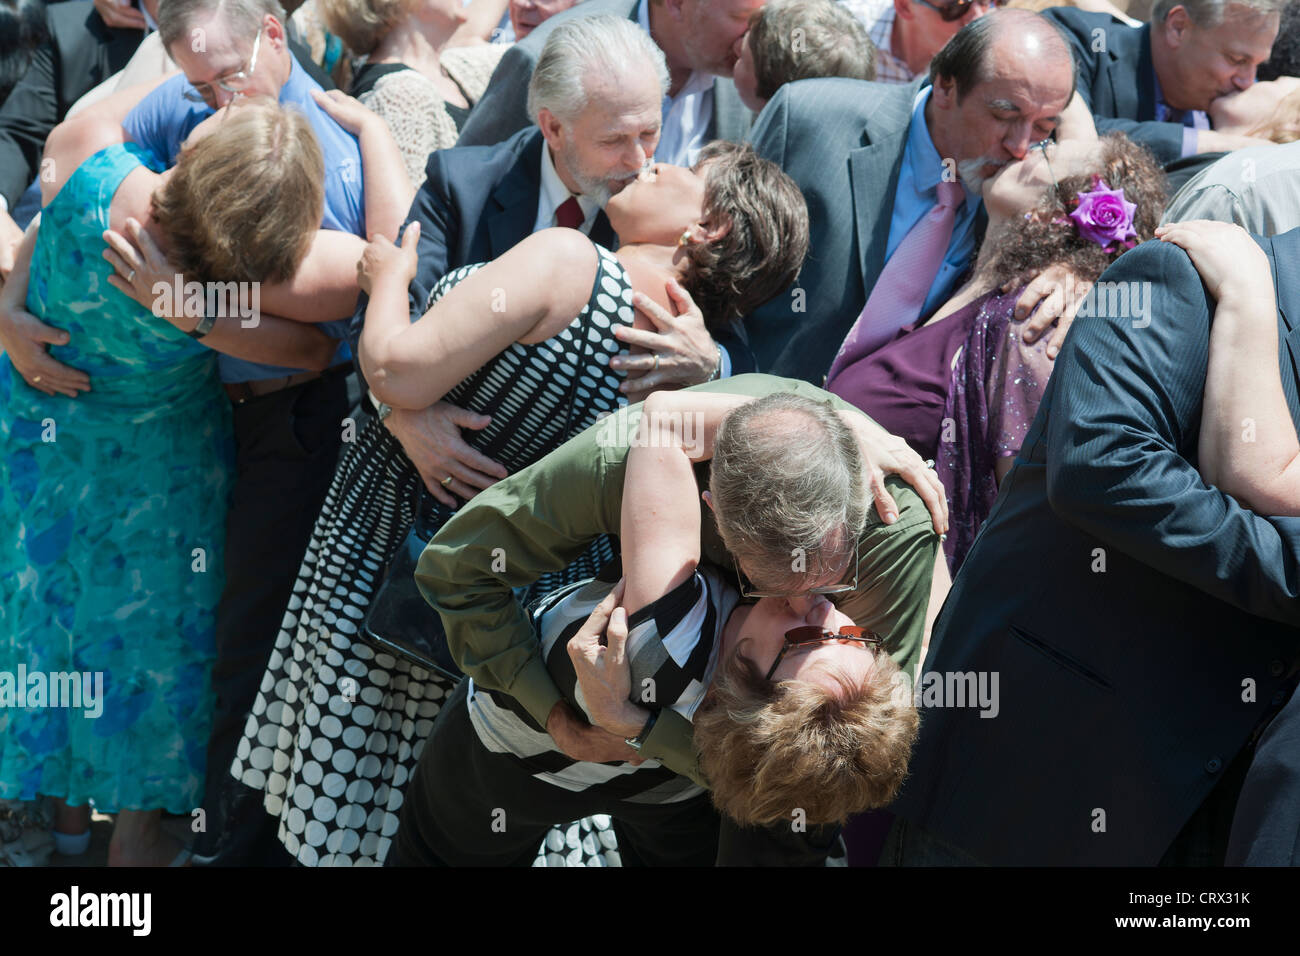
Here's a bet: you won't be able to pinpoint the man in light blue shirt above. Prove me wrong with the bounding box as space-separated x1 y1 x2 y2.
120 0 364 869
123 4 364 384
884 85 983 319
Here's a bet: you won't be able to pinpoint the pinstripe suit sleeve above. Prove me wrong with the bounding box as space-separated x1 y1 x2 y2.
1045 240 1300 626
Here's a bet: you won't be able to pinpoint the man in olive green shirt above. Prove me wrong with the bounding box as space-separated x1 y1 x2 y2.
415 373 942 790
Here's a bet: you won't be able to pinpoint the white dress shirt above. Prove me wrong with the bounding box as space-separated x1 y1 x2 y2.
533 142 601 234
638 0 714 167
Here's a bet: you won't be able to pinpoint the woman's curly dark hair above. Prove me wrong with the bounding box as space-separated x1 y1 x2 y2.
678 141 810 330
983 133 1168 290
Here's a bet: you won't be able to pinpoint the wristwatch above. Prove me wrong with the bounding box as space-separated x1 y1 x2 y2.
187 312 216 340
705 344 722 382
624 709 659 752
368 389 392 422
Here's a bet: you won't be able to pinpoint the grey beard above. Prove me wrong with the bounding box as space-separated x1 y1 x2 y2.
957 156 1004 191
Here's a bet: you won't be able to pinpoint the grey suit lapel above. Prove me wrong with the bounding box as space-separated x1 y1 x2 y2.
487 130 544 258
848 82 920 293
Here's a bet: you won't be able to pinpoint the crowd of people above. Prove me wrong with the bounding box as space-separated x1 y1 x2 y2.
0 0 1296 868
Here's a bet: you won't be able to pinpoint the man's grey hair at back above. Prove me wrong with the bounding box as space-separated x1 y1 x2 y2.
527 14 671 123
710 393 868 590
159 0 287 53
1150 0 1288 29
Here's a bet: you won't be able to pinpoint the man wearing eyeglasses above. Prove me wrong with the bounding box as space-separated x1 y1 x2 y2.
114 0 368 867
1045 0 1283 168
406 373 947 864
840 0 1004 85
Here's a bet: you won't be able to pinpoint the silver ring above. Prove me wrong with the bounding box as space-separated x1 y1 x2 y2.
126 269 136 284
652 354 659 372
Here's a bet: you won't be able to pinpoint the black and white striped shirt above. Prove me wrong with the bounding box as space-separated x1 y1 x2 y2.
466 562 740 802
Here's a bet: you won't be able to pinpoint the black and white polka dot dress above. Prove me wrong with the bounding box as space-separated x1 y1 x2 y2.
229 245 632 866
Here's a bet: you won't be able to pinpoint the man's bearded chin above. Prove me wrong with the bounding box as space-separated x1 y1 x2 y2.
957 156 1006 191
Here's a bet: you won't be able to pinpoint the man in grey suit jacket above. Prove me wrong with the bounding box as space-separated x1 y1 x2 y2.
745 9 1075 382
457 0 756 161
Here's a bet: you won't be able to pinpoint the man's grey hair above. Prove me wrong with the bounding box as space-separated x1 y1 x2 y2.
1150 0 1288 27
158 0 287 53
709 393 869 590
527 14 670 123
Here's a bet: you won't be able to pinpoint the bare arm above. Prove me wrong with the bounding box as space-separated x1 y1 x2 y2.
448 0 510 45
311 90 414 241
619 391 705 616
102 219 340 370
1159 221 1300 516
258 228 365 321
358 224 597 409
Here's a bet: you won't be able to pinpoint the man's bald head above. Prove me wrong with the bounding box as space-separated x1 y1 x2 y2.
930 8 1076 103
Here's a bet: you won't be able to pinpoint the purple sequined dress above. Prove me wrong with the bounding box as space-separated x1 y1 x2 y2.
827 286 1055 574
937 288 1054 572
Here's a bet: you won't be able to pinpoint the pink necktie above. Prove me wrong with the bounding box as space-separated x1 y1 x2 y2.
555 195 584 230
826 180 965 386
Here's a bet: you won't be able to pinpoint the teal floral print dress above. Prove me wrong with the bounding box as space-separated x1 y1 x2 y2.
0 144 234 813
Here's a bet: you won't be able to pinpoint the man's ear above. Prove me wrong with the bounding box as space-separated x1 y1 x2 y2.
1163 6 1190 48
664 0 689 22
894 0 917 23
930 73 957 111
536 108 564 150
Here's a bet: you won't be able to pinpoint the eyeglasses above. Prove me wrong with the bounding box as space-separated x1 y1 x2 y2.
914 0 1008 23
732 546 859 600
1034 137 1061 198
765 625 884 681
182 26 263 105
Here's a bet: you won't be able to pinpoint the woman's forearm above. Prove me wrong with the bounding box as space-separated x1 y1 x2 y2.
1201 298 1300 515
357 116 415 241
258 229 364 321
620 395 705 615
361 229 591 409
184 310 339 370
448 0 509 45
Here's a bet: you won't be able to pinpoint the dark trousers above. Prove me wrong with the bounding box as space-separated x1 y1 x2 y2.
386 681 722 867
196 370 350 866
1227 676 1300 866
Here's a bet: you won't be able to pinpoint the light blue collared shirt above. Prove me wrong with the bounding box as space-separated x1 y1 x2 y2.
123 56 363 382
883 87 982 319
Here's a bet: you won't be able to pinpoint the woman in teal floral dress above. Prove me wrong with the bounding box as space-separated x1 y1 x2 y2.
0 99 335 865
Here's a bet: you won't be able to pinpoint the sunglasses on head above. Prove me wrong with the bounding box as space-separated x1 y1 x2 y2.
915 0 1009 23
765 625 884 681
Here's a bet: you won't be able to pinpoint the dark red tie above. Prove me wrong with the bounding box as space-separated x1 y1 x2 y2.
555 195 584 230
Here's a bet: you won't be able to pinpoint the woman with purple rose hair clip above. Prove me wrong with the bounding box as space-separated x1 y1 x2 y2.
825 127 1168 596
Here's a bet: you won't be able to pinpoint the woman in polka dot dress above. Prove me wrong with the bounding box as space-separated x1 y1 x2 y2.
226 142 811 865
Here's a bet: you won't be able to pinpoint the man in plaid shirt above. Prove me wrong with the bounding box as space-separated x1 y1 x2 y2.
840 0 1003 83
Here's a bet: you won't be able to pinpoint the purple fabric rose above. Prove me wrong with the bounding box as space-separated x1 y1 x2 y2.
1068 179 1137 251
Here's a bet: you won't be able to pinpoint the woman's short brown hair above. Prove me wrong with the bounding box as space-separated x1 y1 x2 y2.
984 132 1168 289
694 641 919 826
747 0 876 102
151 98 325 284
680 140 810 328
319 0 417 56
